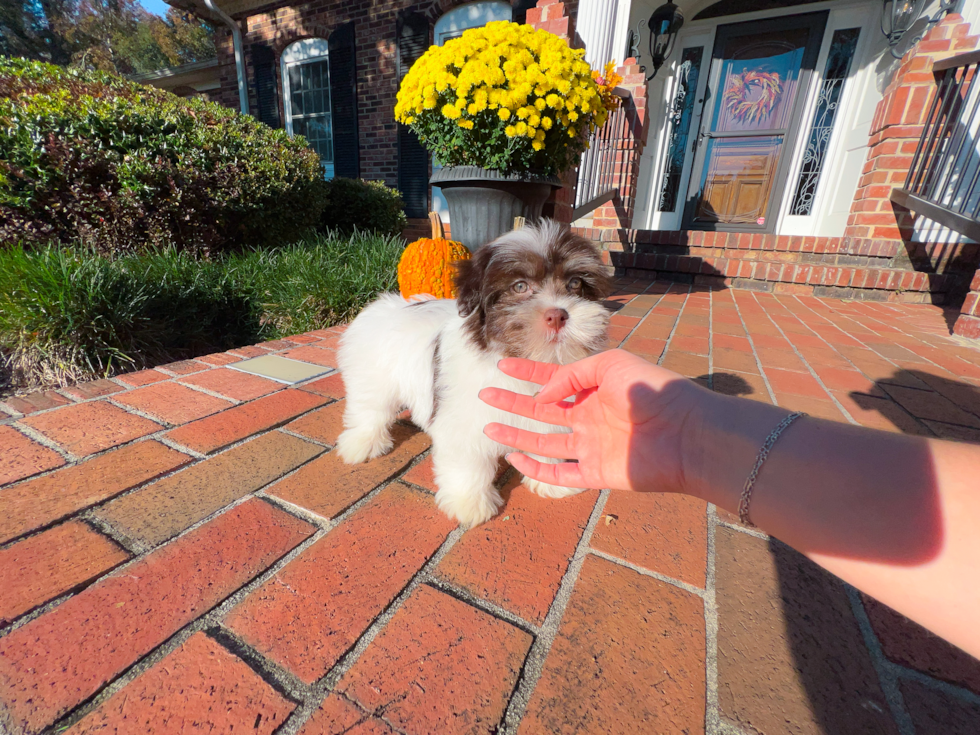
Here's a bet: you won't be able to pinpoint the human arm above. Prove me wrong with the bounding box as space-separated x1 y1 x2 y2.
480 349 980 659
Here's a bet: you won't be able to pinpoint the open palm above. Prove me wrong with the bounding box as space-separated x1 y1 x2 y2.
481 349 707 494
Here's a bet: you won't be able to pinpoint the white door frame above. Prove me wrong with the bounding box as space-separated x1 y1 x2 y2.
633 0 884 238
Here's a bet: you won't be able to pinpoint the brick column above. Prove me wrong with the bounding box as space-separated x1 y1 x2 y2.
844 14 978 242
590 58 648 231
954 270 980 339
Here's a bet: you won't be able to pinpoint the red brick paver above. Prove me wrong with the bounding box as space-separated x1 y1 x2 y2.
0 426 64 486
20 401 160 456
0 521 128 625
179 367 283 401
65 633 294 735
225 483 454 684
266 423 430 519
94 432 323 547
166 389 327 454
340 584 532 734
112 381 233 425
0 440 190 544
519 555 706 735
299 694 395 735
1 296 979 734
435 478 598 624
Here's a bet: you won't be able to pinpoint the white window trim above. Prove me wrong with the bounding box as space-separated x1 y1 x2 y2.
281 38 335 179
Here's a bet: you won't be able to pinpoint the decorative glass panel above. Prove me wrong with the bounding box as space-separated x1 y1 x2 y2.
658 47 703 212
288 59 334 178
789 28 860 216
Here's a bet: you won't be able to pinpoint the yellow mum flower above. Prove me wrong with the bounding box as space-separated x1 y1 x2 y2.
541 116 553 130
534 98 547 111
505 124 517 137
498 108 511 120
532 140 545 151
515 121 527 135
458 119 474 129
442 104 460 120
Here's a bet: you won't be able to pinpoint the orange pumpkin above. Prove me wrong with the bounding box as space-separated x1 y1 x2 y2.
398 212 471 299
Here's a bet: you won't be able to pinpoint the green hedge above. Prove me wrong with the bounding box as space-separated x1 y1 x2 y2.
0 56 327 254
319 178 408 237
0 231 402 391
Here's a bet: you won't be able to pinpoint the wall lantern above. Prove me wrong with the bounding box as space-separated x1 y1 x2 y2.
646 3 684 80
881 0 954 58
629 2 684 81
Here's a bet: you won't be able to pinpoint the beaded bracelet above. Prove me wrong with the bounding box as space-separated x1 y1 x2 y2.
737 411 806 527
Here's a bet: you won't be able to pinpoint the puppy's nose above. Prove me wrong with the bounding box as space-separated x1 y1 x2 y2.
544 308 569 332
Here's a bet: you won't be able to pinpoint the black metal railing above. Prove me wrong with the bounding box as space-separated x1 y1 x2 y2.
891 50 980 241
572 88 638 220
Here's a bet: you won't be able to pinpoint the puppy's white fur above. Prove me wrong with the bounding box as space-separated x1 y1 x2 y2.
337 220 609 527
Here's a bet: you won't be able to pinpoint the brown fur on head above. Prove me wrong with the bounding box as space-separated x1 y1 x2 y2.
453 219 611 363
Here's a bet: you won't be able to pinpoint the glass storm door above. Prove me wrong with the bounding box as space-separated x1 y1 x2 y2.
683 12 827 232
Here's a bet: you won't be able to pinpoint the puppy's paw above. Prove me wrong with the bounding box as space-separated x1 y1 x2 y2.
523 476 586 499
435 486 503 528
336 428 393 464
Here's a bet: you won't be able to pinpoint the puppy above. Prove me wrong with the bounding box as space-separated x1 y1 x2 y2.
336 219 610 527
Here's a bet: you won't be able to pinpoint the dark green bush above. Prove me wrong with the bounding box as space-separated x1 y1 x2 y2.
0 56 326 254
319 177 408 236
0 231 403 391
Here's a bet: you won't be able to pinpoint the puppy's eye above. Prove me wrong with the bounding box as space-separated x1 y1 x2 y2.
512 281 529 294
568 277 583 290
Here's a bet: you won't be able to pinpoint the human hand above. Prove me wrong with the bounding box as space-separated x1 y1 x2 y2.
480 349 712 494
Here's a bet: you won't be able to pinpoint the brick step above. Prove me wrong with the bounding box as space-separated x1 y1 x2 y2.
600 248 973 304
618 242 978 275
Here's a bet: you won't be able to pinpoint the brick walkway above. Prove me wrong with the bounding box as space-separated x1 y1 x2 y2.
2 281 980 735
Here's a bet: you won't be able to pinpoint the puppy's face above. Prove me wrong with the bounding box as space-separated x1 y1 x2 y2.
454 220 611 364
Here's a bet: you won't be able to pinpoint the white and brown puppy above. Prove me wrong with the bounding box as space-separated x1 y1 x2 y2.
336 219 610 527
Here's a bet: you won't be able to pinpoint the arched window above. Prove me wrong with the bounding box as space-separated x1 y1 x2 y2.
281 38 334 178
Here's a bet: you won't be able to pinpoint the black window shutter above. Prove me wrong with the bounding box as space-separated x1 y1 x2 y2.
250 43 281 128
397 11 430 218
513 0 536 24
328 21 359 179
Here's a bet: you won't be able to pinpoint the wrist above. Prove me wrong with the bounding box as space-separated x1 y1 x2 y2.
682 390 791 513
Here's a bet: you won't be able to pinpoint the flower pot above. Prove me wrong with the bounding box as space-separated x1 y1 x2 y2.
430 166 562 251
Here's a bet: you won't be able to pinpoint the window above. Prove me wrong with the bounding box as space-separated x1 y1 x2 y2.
789 28 860 216
282 38 334 178
658 47 704 212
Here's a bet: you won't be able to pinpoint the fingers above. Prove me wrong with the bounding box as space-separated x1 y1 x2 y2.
506 453 588 488
479 388 571 426
484 422 577 460
497 358 560 386
535 351 614 403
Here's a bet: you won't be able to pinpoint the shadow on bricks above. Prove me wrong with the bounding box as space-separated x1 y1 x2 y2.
850 368 980 444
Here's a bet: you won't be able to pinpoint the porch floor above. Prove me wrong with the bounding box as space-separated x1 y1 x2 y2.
2 280 980 734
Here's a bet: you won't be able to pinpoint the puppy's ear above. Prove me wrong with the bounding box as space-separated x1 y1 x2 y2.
454 246 492 318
